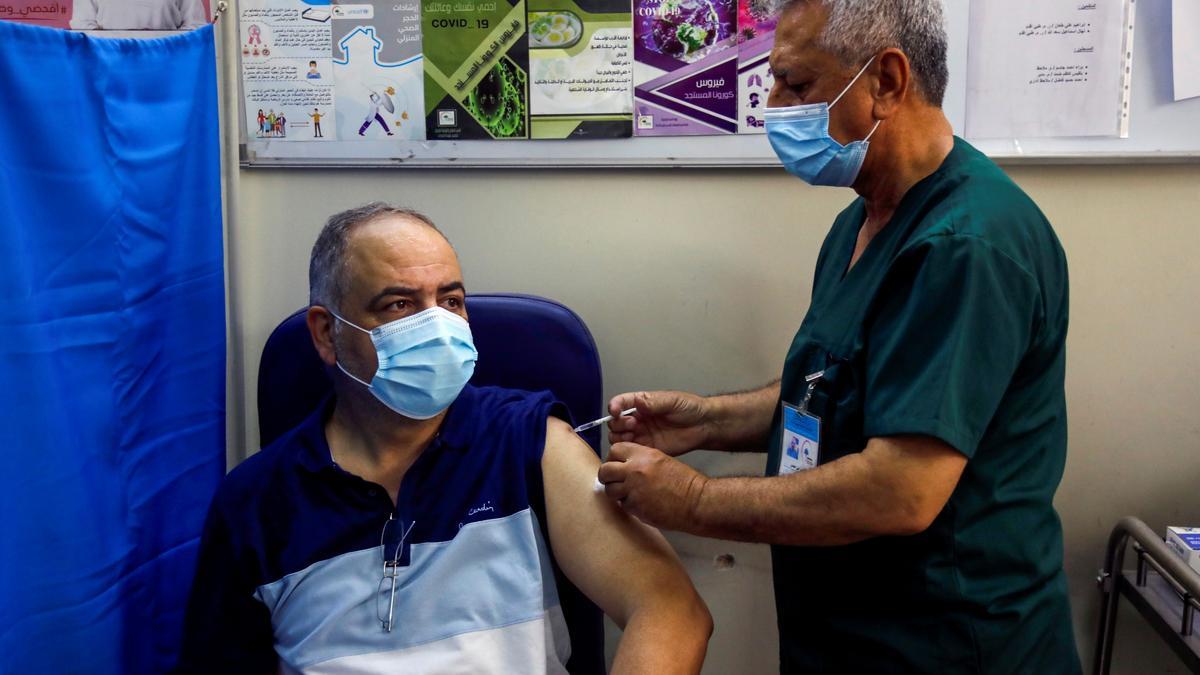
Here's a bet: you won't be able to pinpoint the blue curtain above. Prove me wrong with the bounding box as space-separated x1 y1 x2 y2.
0 22 225 674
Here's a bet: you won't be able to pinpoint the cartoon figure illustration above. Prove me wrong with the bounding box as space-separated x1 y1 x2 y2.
256 109 266 136
278 113 287 138
306 60 321 80
310 108 324 138
267 110 277 137
358 87 396 137
749 92 761 109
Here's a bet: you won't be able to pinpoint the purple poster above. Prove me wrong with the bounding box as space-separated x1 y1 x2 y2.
737 0 774 133
633 0 737 136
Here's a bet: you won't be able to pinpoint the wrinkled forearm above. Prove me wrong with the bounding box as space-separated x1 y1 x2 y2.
701 380 780 453
686 439 961 546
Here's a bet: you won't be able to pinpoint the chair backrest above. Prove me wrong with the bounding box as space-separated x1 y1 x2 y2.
256 293 605 674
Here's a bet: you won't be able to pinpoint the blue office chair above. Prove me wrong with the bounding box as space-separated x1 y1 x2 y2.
257 293 605 675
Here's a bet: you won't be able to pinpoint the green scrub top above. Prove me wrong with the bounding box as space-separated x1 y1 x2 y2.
766 138 1081 674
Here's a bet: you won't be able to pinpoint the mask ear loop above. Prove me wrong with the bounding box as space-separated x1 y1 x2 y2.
829 55 876 109
829 56 884 142
864 119 883 141
327 308 375 388
327 308 371 335
336 361 374 388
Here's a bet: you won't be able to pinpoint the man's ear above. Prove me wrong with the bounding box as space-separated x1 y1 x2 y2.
873 47 911 119
307 306 338 367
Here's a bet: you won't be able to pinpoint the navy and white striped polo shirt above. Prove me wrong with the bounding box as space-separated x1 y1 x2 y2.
178 385 573 674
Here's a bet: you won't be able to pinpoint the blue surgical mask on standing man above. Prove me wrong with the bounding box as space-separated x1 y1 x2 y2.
765 56 882 187
330 306 478 419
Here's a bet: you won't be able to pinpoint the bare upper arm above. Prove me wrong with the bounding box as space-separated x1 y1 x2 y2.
540 417 700 628
860 435 968 534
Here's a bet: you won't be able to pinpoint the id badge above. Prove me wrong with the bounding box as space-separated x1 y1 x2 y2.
779 402 820 475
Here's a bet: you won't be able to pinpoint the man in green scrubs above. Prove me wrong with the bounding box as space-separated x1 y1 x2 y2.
596 0 1082 672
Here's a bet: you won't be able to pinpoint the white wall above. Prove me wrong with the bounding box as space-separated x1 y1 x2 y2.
228 162 1200 673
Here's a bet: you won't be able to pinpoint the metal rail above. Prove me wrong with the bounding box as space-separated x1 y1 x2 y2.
1094 516 1200 674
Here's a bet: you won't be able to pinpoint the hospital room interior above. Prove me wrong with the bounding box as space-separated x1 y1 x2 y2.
1 0 1198 673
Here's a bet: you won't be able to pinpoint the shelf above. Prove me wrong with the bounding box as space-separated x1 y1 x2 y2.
1117 568 1200 672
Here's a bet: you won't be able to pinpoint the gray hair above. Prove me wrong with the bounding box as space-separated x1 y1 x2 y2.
308 202 446 311
766 0 948 107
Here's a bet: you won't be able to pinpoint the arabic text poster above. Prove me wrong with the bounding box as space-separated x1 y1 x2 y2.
0 1 213 30
528 0 633 139
633 0 738 136
422 0 531 139
0 2 71 28
736 0 773 134
966 0 1135 138
240 0 336 141
1173 0 1200 101
332 2 426 140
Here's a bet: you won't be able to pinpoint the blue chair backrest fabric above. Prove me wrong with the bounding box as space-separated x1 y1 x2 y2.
256 293 605 674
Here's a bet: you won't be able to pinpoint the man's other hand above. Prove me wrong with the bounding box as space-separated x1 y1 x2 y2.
599 442 709 532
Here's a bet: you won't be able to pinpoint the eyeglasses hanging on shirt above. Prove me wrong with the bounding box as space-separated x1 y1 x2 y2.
378 514 417 633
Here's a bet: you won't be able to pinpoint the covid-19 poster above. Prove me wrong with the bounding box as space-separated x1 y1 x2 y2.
422 0 530 140
332 1 426 141
229 0 797 144
736 0 774 133
240 0 337 141
527 0 633 139
632 0 738 136
239 0 425 142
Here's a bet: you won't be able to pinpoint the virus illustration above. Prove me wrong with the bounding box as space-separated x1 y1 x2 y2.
736 0 776 43
643 0 727 59
466 58 527 138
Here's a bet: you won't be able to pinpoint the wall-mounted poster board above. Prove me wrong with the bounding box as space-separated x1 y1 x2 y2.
235 0 1200 167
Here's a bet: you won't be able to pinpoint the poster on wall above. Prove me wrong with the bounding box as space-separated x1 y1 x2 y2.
735 0 773 134
239 0 337 141
632 0 738 136
422 0 531 139
527 0 633 139
966 0 1137 138
0 1 72 27
0 0 211 30
331 2 426 140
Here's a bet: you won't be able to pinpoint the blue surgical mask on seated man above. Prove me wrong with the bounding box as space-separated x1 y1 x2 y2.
765 56 882 187
330 306 479 419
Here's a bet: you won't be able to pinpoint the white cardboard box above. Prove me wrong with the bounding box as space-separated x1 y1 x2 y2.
1165 526 1200 575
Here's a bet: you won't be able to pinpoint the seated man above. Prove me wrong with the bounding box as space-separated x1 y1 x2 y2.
177 203 712 674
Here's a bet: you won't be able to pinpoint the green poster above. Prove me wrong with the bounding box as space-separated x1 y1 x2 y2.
423 0 531 139
528 0 633 138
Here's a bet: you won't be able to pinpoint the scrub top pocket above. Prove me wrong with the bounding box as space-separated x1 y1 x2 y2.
803 351 866 465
